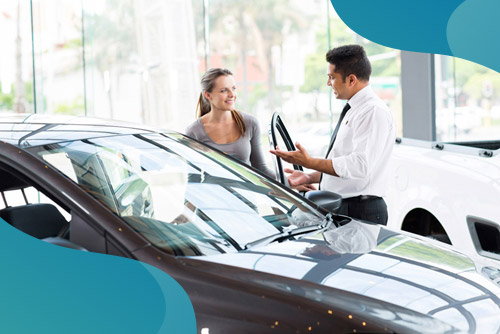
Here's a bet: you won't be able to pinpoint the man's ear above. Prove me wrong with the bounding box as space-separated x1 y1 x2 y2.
348 74 357 86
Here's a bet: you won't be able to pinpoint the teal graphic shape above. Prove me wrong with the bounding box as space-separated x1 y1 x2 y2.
330 0 500 72
447 0 500 73
0 219 196 334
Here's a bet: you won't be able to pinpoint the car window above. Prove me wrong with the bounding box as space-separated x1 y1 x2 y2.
0 168 110 254
0 186 70 221
30 133 324 256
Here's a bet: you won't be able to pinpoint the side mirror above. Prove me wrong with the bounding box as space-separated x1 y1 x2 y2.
305 190 342 213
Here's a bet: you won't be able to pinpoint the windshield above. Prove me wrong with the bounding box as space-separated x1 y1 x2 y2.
28 132 324 256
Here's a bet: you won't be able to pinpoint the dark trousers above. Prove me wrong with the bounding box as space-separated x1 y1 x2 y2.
338 195 388 225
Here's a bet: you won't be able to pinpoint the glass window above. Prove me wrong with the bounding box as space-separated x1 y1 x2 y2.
31 0 85 116
435 55 500 141
81 0 199 129
3 0 402 151
0 2 35 113
0 186 70 221
199 0 402 160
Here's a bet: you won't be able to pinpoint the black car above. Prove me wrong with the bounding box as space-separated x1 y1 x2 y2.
1 114 499 333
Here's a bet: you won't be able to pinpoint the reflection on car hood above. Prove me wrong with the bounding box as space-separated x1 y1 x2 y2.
196 225 500 333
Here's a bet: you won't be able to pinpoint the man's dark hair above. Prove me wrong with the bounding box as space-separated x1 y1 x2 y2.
326 45 371 82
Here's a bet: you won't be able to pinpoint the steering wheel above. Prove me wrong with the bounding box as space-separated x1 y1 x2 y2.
268 112 303 188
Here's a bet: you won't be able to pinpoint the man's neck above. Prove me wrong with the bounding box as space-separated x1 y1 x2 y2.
347 81 369 100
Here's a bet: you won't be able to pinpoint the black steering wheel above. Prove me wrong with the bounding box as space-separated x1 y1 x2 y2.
268 112 303 188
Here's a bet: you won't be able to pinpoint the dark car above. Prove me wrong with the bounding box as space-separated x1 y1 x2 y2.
1 114 499 333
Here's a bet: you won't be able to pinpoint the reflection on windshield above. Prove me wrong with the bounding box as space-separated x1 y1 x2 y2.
323 220 380 254
29 132 323 256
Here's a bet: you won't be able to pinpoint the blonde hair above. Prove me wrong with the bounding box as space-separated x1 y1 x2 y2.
196 68 246 136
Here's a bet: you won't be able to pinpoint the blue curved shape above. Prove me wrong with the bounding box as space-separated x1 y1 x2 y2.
447 0 500 73
330 0 466 54
0 219 196 334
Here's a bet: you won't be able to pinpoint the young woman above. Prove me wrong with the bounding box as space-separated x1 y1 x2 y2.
185 68 274 177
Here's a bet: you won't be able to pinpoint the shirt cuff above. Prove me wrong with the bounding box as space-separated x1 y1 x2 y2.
332 156 348 178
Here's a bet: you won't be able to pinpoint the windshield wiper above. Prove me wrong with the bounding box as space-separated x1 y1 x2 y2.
243 213 334 250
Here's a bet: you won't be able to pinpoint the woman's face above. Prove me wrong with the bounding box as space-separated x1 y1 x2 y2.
205 75 237 112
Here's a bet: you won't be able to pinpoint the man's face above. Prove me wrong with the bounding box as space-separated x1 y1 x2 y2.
327 63 350 100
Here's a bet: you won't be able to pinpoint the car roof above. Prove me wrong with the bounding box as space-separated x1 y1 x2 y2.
0 113 169 148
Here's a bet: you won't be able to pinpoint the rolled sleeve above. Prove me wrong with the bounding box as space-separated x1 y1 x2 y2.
331 155 349 178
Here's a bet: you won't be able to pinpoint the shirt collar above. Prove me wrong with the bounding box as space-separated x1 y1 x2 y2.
347 85 372 110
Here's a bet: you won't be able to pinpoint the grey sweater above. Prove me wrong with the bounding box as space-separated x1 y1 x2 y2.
185 113 275 178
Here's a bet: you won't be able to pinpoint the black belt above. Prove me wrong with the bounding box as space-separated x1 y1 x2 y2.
343 195 382 202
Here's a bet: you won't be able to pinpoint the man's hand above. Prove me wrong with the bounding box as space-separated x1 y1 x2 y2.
271 144 338 177
295 184 317 192
270 142 311 168
284 168 313 188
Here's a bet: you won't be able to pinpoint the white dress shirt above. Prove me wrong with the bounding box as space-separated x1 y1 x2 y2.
320 85 395 198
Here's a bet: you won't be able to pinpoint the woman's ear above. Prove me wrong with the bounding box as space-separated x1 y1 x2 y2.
203 91 211 100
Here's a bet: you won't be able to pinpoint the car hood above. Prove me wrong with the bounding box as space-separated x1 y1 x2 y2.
192 222 500 333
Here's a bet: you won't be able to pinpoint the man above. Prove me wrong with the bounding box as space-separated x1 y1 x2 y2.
270 45 395 225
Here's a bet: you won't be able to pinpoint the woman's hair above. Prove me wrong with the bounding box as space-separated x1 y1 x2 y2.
196 68 245 136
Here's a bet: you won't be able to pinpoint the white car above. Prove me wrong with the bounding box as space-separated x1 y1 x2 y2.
268 113 500 264
386 137 500 262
